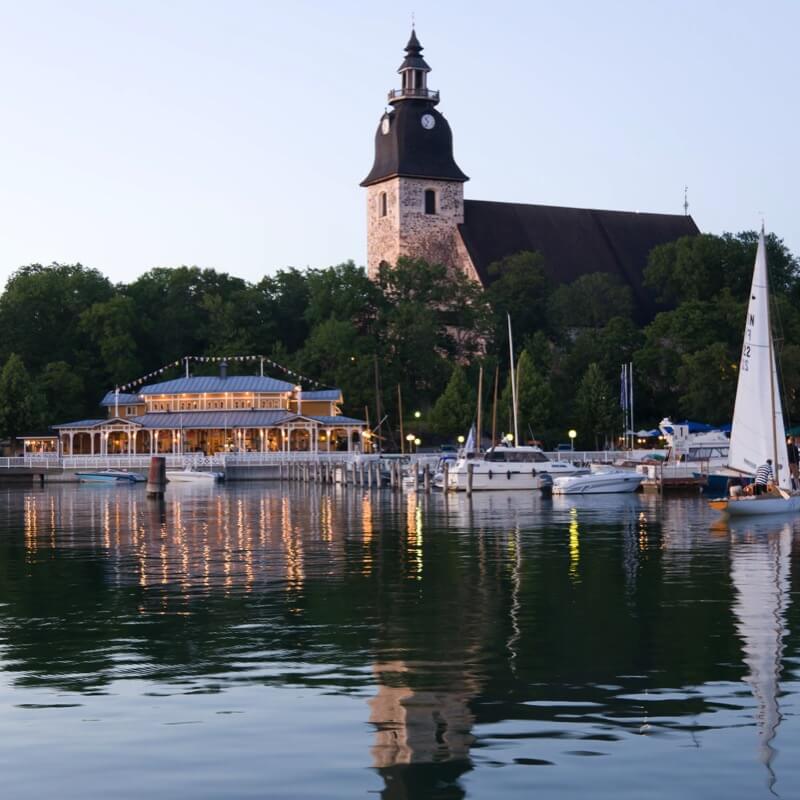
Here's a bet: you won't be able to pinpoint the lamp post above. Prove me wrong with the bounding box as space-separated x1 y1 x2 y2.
406 433 415 454
568 429 577 451
414 411 421 420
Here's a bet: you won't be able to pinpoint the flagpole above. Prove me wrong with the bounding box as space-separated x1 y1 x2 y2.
629 362 634 452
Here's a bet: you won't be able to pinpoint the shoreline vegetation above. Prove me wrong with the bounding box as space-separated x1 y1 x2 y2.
0 230 798 451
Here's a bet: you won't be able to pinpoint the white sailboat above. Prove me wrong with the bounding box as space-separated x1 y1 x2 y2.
712 229 800 515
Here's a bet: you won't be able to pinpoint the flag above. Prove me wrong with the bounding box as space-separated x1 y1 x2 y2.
620 364 628 411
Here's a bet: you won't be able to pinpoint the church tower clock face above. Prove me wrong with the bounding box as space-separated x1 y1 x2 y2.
381 117 390 135
421 113 435 130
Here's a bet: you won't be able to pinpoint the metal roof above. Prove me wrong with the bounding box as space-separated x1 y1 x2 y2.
309 415 367 426
300 390 342 402
130 410 298 429
52 419 108 429
100 392 142 406
138 376 296 395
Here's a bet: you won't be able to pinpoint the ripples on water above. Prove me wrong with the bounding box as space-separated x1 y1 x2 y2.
0 484 799 799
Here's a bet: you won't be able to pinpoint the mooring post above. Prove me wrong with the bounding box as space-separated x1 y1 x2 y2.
443 462 449 492
147 456 167 498
466 462 474 496
423 464 430 493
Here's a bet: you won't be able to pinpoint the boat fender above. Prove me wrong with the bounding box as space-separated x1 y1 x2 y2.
531 468 536 477
507 470 511 480
488 470 493 479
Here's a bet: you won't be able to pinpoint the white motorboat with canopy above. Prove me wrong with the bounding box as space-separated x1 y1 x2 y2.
447 315 582 492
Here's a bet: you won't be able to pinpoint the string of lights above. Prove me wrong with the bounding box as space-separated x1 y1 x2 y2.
116 354 329 392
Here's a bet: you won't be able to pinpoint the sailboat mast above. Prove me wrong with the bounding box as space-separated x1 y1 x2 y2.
507 314 520 445
476 365 484 454
764 230 781 477
491 365 499 448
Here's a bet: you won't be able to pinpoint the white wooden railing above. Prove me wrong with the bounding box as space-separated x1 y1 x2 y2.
0 449 662 471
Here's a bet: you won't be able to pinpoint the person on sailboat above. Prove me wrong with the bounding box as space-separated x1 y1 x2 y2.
787 436 799 489
754 460 773 495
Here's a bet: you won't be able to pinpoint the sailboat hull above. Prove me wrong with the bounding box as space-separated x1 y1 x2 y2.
715 494 800 516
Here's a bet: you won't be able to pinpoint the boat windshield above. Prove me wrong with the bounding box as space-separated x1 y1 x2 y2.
484 450 549 463
687 446 729 461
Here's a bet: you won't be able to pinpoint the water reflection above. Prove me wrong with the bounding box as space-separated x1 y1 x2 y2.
1 485 800 798
728 519 793 793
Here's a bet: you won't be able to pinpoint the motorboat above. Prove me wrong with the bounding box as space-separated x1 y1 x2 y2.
552 466 645 495
446 444 583 492
165 469 224 483
76 470 144 483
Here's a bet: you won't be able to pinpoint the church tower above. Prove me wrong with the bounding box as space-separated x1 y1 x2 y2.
361 31 470 279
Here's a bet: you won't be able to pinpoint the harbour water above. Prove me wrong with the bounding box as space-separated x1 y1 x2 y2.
0 483 799 799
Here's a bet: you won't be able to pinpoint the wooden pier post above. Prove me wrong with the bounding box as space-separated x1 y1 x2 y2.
443 462 449 492
423 464 430 493
466 462 474 496
147 456 167 498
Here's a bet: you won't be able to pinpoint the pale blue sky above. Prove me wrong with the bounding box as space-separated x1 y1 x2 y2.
0 0 797 288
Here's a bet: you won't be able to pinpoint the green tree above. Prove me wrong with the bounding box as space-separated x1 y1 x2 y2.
0 263 114 372
0 354 42 441
298 318 376 414
305 261 382 330
429 365 475 440
499 350 553 443
547 272 634 331
485 251 554 354
645 231 799 305
574 363 618 449
37 362 85 425
676 342 737 423
79 296 141 385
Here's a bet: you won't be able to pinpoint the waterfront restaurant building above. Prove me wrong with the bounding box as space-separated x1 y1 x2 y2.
51 367 368 457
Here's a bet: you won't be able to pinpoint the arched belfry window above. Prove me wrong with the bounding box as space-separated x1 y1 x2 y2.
424 189 436 215
379 191 388 217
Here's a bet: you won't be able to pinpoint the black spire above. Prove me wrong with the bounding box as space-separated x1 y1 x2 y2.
398 29 430 72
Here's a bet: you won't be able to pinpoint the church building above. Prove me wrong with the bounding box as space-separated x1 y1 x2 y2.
362 30 699 319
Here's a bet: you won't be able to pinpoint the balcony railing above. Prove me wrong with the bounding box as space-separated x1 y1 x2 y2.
387 88 439 102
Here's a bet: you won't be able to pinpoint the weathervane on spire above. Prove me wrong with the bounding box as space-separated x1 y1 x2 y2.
683 185 689 217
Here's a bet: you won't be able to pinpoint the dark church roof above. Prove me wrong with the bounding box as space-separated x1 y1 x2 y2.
361 104 469 186
459 200 700 319
361 31 467 187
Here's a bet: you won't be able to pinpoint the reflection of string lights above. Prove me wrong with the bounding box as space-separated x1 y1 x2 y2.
569 507 580 582
638 511 648 550
406 494 423 580
361 495 373 576
17 486 390 603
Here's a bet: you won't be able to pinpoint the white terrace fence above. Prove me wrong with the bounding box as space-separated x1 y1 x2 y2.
0 449 653 472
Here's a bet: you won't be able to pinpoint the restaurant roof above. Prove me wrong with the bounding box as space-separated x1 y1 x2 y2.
138 376 296 395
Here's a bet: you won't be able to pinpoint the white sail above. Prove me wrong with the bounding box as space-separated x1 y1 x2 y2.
728 231 790 490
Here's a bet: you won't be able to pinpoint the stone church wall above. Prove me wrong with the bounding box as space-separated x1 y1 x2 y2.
367 177 479 281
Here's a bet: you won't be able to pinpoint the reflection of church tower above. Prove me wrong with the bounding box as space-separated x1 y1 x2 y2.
361 31 472 280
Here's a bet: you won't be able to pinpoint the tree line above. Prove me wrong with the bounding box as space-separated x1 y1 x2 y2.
0 230 798 449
